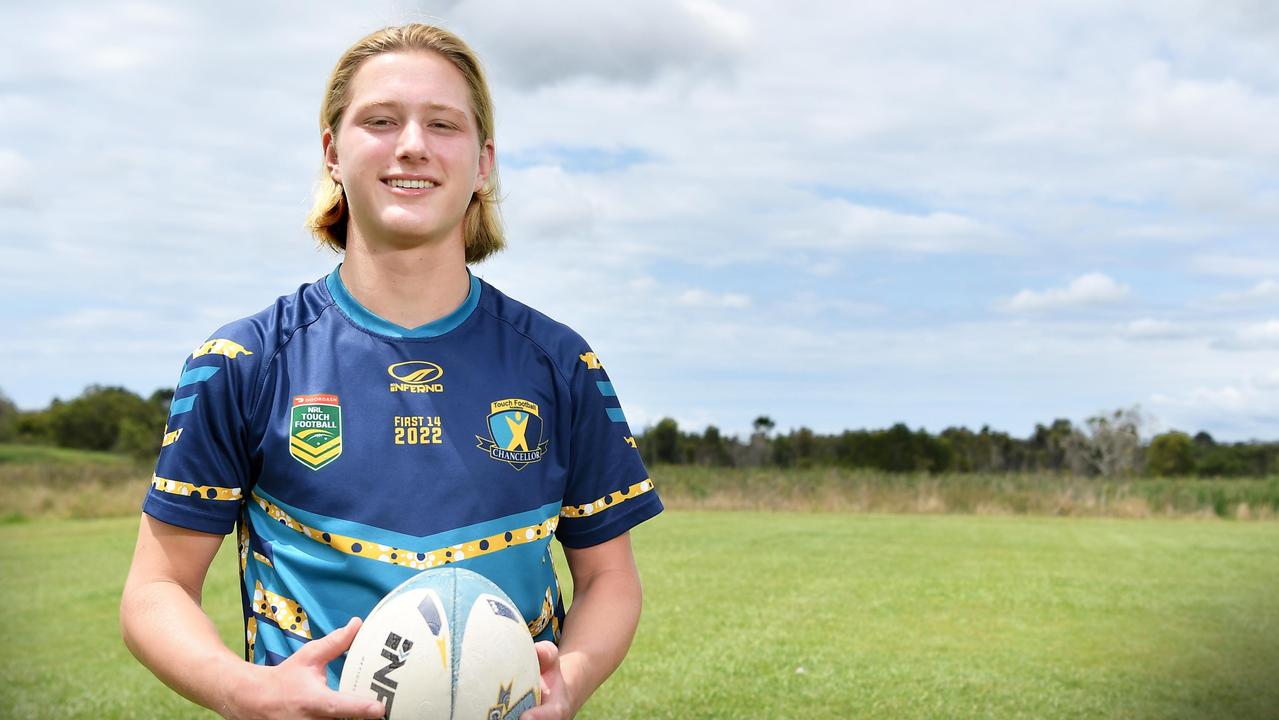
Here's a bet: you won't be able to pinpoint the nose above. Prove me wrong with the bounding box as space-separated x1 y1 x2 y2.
396 121 430 162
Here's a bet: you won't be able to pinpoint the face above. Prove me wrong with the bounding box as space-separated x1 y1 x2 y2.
324 51 494 250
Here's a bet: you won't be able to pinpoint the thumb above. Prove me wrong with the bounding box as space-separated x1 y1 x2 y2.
295 616 363 666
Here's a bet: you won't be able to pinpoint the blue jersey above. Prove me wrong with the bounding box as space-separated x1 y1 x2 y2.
143 267 662 685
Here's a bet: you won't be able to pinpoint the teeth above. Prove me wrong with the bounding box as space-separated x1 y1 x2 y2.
388 179 435 189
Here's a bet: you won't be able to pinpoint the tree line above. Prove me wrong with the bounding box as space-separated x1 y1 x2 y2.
635 409 1278 478
1 386 1274 477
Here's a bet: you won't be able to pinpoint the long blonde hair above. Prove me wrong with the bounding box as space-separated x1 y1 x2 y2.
305 24 504 263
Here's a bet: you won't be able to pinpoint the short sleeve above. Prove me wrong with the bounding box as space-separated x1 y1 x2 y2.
556 347 663 548
142 336 258 535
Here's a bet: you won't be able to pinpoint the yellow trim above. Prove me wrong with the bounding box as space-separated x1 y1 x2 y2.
252 580 312 640
151 475 242 502
560 478 655 519
251 492 559 571
527 587 554 636
246 617 258 663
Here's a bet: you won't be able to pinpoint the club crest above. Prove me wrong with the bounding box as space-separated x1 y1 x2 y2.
290 394 342 470
475 398 549 470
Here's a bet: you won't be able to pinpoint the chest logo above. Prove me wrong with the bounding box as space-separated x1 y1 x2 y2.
387 361 444 393
475 398 549 471
290 394 343 470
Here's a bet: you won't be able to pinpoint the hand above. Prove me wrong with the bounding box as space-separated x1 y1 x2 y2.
520 641 575 720
217 617 385 720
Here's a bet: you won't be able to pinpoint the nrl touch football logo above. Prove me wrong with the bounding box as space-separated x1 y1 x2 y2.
387 361 445 393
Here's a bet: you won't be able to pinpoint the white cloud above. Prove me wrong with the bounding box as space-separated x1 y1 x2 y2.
1214 278 1279 304
675 288 751 309
1121 318 1188 340
1191 255 1279 277
453 0 748 88
1235 319 1279 347
788 201 1005 254
999 273 1131 313
0 147 32 206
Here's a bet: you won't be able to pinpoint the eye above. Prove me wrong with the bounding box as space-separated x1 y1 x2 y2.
365 117 395 128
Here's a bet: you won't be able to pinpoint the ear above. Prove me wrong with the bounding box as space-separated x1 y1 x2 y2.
322 128 342 183
473 138 495 194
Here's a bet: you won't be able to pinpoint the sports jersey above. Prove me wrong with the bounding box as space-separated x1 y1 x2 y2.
142 266 662 686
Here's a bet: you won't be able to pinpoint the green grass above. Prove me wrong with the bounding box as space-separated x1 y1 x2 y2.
2 513 1277 718
652 465 1279 519
0 443 137 466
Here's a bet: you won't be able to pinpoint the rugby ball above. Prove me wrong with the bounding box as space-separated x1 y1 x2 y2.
339 567 541 719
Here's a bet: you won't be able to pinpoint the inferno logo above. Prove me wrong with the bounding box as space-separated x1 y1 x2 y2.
387 361 445 393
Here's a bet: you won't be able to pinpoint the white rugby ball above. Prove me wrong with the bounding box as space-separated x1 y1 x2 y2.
339 567 541 719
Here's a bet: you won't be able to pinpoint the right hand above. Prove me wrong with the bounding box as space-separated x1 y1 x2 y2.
217 617 386 720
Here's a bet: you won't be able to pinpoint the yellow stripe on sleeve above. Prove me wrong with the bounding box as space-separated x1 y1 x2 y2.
151 475 242 502
560 478 655 519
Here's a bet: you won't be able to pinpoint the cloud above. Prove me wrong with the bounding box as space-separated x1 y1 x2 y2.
675 288 751 309
999 273 1131 313
451 0 748 88
0 147 31 206
786 200 1005 254
1152 372 1279 438
1234 319 1279 347
1213 278 1279 305
1191 255 1279 277
1121 318 1189 340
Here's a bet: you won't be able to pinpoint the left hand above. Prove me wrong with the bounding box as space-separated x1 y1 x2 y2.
521 641 574 720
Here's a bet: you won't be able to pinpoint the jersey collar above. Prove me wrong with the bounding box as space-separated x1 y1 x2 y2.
325 265 481 339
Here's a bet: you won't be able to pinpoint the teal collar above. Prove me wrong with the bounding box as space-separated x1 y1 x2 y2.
325 265 481 338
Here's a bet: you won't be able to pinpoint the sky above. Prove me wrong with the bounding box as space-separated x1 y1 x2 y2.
2 1 1278 441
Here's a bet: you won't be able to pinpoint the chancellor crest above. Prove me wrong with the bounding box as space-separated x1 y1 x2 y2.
475 398 548 470
290 394 342 470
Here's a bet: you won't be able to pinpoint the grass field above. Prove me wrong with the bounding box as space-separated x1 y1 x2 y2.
1 512 1277 719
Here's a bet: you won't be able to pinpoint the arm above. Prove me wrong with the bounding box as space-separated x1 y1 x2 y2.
120 514 385 720
524 531 644 720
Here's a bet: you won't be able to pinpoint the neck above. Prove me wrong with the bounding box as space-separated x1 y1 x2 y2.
339 229 470 329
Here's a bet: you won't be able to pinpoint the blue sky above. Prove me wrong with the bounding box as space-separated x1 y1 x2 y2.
2 1 1278 441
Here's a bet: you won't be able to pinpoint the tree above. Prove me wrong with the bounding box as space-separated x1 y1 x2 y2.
47 385 165 456
0 388 16 442
1072 407 1144 477
696 425 733 467
649 418 681 465
1147 431 1195 477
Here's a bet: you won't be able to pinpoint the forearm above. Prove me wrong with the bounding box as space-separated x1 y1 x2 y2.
121 576 253 717
556 567 643 716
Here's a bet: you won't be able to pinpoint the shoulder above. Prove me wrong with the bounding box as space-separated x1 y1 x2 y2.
475 278 595 380
182 277 335 405
198 277 333 362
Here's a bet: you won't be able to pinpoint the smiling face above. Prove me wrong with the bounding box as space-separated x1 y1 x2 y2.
324 51 494 251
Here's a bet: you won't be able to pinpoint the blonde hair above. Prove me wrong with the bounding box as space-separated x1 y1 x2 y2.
306 24 504 263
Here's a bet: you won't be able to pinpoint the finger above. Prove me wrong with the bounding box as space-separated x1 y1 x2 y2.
533 640 559 672
294 617 363 665
304 688 385 719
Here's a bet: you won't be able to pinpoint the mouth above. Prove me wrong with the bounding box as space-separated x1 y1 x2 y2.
383 178 438 189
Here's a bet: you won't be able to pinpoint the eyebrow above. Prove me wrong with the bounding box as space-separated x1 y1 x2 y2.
352 99 468 117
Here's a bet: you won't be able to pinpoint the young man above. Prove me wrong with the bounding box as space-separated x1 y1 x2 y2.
121 24 661 720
